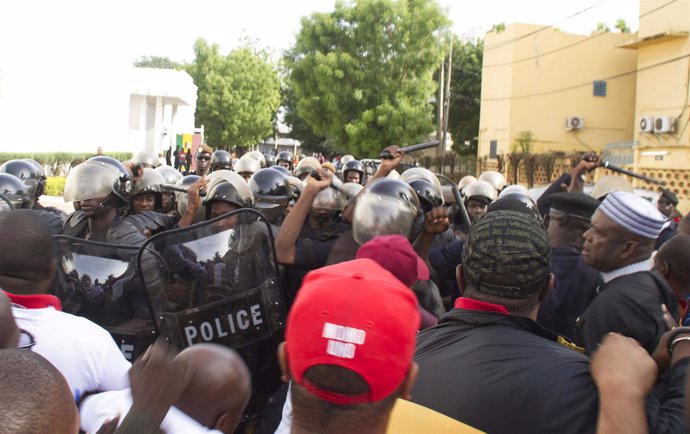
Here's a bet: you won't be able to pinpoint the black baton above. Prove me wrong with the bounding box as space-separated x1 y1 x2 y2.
602 161 667 186
380 140 440 159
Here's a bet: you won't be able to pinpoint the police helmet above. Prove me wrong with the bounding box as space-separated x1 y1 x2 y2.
24 159 47 197
202 179 255 220
352 178 422 245
265 154 276 167
0 159 43 202
277 151 294 169
341 154 355 165
87 156 131 178
478 171 506 193
294 157 321 180
499 184 529 199
133 150 161 168
408 179 443 214
400 168 444 205
174 175 200 216
591 175 633 201
270 165 291 176
233 156 261 178
340 182 363 205
210 150 233 172
387 169 400 180
0 173 29 209
463 180 498 205
458 175 477 192
64 160 132 209
248 168 291 225
131 168 164 210
342 160 365 184
488 193 541 220
287 176 302 206
154 165 183 185
244 150 266 168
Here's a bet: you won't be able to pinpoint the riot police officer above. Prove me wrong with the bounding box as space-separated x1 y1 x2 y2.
234 156 262 182
342 159 365 185
132 150 161 169
248 168 293 227
129 168 165 215
210 150 233 172
155 165 183 215
276 151 294 171
0 159 45 209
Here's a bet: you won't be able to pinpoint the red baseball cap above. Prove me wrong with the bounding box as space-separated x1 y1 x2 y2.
285 258 421 404
356 235 429 287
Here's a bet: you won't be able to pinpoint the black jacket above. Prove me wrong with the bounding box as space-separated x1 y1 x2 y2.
413 308 688 434
574 270 679 355
537 246 602 339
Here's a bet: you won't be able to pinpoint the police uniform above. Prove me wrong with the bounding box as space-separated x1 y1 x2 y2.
537 193 602 339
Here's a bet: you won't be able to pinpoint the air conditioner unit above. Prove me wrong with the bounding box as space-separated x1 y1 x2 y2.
654 116 676 134
566 116 584 131
639 116 654 133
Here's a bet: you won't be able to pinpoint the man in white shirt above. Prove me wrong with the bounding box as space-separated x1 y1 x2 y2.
80 343 251 434
0 209 131 400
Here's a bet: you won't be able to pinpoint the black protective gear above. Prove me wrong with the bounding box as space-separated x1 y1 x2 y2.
203 180 254 219
352 178 422 245
408 179 443 214
131 168 165 210
210 150 233 172
174 175 201 216
249 168 291 225
270 165 290 177
342 160 365 184
0 173 30 209
294 157 321 179
66 160 132 210
132 150 161 168
154 165 183 185
276 151 293 170
0 159 45 202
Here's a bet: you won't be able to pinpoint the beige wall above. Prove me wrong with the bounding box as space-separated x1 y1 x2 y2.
639 0 690 39
479 24 638 159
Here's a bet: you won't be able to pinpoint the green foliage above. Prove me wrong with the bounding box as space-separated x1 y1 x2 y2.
615 19 631 33
185 38 281 148
284 0 450 157
512 130 535 154
596 22 611 32
490 23 506 33
448 39 482 156
0 152 131 167
45 177 66 196
133 55 181 69
281 84 328 153
537 152 558 183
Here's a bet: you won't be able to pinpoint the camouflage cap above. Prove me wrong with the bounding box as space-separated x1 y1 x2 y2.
462 210 550 299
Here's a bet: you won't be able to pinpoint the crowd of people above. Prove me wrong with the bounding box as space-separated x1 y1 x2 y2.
1 144 690 434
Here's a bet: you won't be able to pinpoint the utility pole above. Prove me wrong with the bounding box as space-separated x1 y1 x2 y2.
436 58 445 144
441 35 453 174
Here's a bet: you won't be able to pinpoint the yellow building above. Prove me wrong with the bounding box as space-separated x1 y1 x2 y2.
622 0 690 203
478 24 638 160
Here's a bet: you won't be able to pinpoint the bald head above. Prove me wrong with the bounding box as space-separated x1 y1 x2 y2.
174 344 251 433
655 235 690 298
0 210 54 294
0 349 79 434
0 291 20 348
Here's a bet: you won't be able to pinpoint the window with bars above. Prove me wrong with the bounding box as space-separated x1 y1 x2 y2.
490 140 498 158
593 80 607 97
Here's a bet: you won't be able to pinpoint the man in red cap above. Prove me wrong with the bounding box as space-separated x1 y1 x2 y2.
356 234 437 329
276 259 478 434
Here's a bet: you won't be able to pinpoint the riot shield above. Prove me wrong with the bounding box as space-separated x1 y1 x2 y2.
137 208 286 351
52 236 157 361
138 208 287 429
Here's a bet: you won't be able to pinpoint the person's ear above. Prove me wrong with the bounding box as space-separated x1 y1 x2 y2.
400 362 419 401
456 265 466 296
538 273 555 302
655 259 671 278
621 240 639 260
277 342 290 383
542 214 550 228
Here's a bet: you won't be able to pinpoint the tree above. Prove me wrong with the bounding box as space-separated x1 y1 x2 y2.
284 0 450 157
133 55 181 69
447 39 482 156
615 18 631 33
185 39 281 148
595 22 611 32
281 84 328 153
490 23 506 34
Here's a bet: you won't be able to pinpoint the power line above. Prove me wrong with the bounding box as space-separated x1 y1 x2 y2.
483 1 607 52
483 31 608 68
639 0 680 18
481 53 690 101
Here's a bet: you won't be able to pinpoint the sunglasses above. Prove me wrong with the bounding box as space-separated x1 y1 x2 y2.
196 155 211 161
17 329 36 349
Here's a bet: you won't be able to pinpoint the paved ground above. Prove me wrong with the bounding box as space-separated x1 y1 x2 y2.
40 196 74 214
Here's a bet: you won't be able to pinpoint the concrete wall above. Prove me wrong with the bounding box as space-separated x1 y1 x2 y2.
479 24 638 158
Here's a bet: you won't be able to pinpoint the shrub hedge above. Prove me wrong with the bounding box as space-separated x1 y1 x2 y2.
0 152 132 167
45 177 66 197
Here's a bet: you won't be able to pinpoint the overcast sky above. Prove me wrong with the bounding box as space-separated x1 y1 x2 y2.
0 0 639 65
